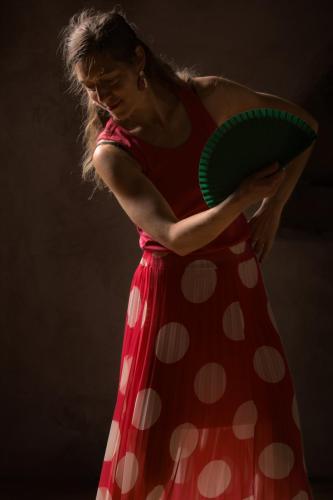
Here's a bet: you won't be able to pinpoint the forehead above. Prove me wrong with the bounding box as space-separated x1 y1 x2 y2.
76 53 122 83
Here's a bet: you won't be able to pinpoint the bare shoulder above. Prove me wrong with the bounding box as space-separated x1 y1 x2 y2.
93 142 145 193
192 75 318 128
94 141 142 172
190 75 221 97
191 75 261 125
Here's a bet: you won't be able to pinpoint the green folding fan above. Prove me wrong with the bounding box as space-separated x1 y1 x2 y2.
198 107 318 207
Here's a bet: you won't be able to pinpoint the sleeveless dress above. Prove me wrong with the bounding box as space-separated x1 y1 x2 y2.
95 83 313 500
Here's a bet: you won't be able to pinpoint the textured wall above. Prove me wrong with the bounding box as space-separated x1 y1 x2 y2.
1 0 332 486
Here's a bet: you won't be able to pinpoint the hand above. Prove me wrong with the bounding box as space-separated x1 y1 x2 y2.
247 200 283 264
236 162 286 209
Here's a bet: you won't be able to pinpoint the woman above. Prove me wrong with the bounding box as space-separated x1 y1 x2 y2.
59 6 317 499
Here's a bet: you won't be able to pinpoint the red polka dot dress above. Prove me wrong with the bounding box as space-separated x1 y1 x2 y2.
95 82 314 499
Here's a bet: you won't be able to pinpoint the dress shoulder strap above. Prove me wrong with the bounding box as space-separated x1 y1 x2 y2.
96 139 133 156
176 80 218 130
96 122 150 174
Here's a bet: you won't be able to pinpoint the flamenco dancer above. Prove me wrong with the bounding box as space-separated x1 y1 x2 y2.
60 5 318 499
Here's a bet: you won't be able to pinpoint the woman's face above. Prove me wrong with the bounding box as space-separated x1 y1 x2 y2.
75 48 144 118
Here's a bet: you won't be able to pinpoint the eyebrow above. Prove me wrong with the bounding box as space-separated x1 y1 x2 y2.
78 71 120 85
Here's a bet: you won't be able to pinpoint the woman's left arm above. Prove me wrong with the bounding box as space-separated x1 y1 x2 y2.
206 76 320 263
248 91 319 263
261 135 318 211
252 89 319 207
249 137 318 263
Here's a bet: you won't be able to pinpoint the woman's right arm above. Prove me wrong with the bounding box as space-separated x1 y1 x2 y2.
93 144 284 256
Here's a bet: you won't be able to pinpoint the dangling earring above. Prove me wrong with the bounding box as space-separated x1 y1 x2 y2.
138 69 148 90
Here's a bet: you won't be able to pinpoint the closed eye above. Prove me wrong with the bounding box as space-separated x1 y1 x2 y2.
84 78 121 91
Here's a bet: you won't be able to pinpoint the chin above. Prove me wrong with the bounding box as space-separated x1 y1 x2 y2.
96 103 109 113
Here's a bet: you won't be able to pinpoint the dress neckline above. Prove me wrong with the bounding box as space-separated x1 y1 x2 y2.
108 84 195 151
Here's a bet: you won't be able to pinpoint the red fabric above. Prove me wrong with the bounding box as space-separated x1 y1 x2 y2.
96 83 251 255
95 84 313 499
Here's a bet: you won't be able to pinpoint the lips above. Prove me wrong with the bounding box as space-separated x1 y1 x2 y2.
107 100 121 110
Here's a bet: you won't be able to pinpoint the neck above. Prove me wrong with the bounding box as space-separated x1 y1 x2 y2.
113 80 179 131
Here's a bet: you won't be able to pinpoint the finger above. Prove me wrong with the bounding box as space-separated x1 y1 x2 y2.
259 244 269 263
257 242 266 259
252 241 260 253
261 243 273 263
253 239 263 251
251 234 259 246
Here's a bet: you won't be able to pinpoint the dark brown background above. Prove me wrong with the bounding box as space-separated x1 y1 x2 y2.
1 0 332 494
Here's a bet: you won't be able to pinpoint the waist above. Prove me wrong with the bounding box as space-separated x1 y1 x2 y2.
138 212 252 257
141 236 256 268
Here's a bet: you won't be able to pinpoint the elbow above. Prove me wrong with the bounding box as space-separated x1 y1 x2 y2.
167 238 188 256
173 246 188 257
305 113 319 132
301 115 318 133
169 239 191 257
165 224 188 256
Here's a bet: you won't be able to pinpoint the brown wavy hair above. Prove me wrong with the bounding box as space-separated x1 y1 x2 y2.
58 4 200 196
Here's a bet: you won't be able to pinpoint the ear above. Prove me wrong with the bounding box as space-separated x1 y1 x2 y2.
134 45 146 71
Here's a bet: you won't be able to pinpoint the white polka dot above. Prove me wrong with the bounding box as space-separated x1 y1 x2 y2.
229 241 246 254
243 496 254 500
292 394 301 431
238 258 258 288
141 300 147 328
119 355 133 395
115 451 139 493
194 362 226 404
132 388 162 430
181 259 217 303
127 286 141 327
292 492 309 500
96 487 112 500
197 459 231 497
253 346 285 383
104 420 121 461
155 322 190 363
232 400 258 439
267 301 279 331
222 301 245 340
146 485 165 500
169 422 199 461
140 257 148 266
258 442 295 479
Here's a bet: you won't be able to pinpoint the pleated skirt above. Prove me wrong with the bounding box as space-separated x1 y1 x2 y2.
96 237 314 500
